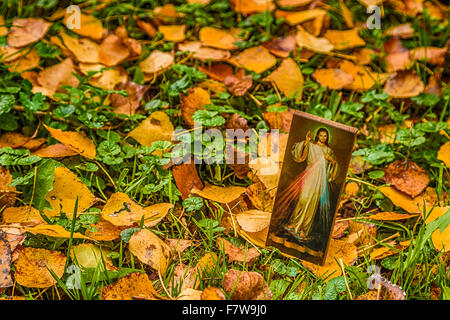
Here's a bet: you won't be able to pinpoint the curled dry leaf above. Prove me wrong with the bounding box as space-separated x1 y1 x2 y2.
178 41 231 61
384 160 430 198
63 13 106 41
437 141 450 167
43 166 96 217
110 81 149 115
128 111 174 146
192 184 246 205
201 286 226 300
13 246 66 288
7 18 51 47
295 27 334 54
367 212 418 221
101 192 173 227
199 27 239 50
159 25 186 42
70 243 116 270
263 35 296 58
180 87 211 127
384 71 424 98
99 34 130 66
425 206 450 252
44 124 96 159
1 206 44 226
228 46 277 74
264 58 303 101
85 218 123 241
301 239 358 280
0 231 13 288
324 28 365 50
32 143 79 158
172 162 204 200
25 224 92 240
128 228 171 274
217 237 260 265
224 69 253 96
101 272 159 300
409 47 447 65
60 33 100 63
332 219 350 239
36 58 80 96
312 68 353 90
139 50 173 74
223 269 272 300
0 167 17 208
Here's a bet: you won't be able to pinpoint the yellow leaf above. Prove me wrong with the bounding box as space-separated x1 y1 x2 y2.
324 28 365 50
228 46 277 74
295 27 334 54
264 58 303 101
199 27 239 50
139 50 174 74
276 9 326 26
70 243 116 270
26 224 92 239
425 206 450 252
192 184 246 204
236 210 271 233
88 67 127 91
101 192 173 227
128 111 174 146
367 212 418 221
379 186 429 214
158 25 186 42
43 166 96 217
129 229 171 274
101 272 160 300
44 125 96 159
1 206 44 226
437 141 450 167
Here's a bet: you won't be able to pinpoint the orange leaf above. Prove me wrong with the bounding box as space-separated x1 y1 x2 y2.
158 25 186 42
178 41 231 61
7 18 51 47
60 33 100 63
180 87 211 127
367 212 418 221
324 28 365 50
25 224 92 240
99 34 130 66
199 27 239 50
32 143 78 158
128 111 174 146
264 58 303 101
228 46 277 74
139 50 174 74
101 272 159 300
438 141 450 167
384 71 424 98
63 13 106 41
44 124 96 159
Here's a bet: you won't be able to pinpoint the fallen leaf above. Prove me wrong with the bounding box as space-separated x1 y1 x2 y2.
277 0 313 6
63 13 106 41
370 240 411 260
177 288 202 300
217 237 260 265
353 48 375 65
438 141 450 167
7 18 51 47
13 246 66 288
180 87 211 127
224 69 253 96
101 272 159 300
110 80 149 115
384 36 411 72
128 228 171 274
409 47 447 65
128 111 174 146
192 184 246 205
0 132 45 151
36 58 80 96
101 192 173 227
169 264 200 292
165 239 192 257
324 28 365 50
230 0 275 15
223 269 272 299
178 41 231 61
70 243 116 270
7 49 40 73
25 224 92 239
312 68 354 90
345 222 377 248
295 27 334 54
0 167 17 208
0 16 7 36
199 27 239 50
425 206 450 252
88 67 128 91
85 218 123 241
424 72 442 96
263 35 296 58
159 25 186 42
99 34 130 66
379 186 435 214
367 212 418 221
235 210 271 233
201 286 226 300
385 23 414 39
172 162 204 200
139 50 174 74
198 63 233 81
275 9 326 26
301 239 358 280
32 143 79 158
339 60 388 91
356 277 406 300
264 58 303 101
0 231 13 288
384 71 424 98
44 124 96 159
262 105 294 132
1 206 44 226
195 252 218 277
60 33 100 63
332 219 350 239
384 160 430 198
228 46 277 74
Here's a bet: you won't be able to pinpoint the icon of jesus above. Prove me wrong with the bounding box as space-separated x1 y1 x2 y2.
276 127 340 241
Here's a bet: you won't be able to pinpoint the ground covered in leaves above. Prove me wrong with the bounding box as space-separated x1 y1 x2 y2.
0 0 449 301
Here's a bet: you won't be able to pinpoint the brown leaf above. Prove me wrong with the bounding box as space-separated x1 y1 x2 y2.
264 58 303 101
169 264 200 292
101 272 159 300
384 36 411 72
409 47 447 65
198 63 234 82
345 221 377 248
384 71 424 98
44 124 96 159
178 41 231 61
217 237 260 265
0 231 13 288
384 160 430 198
129 229 171 274
332 220 350 239
180 87 211 127
110 81 149 115
262 105 294 132
236 210 271 233
60 33 100 63
139 50 174 74
370 240 411 260
263 35 296 58
13 246 66 288
99 34 130 66
224 69 253 96
172 162 204 200
7 18 51 47
228 46 277 74
0 167 16 208
0 132 45 151
36 58 80 96
165 239 193 257
385 23 414 39
135 18 157 38
128 111 174 146
31 143 78 158
223 269 272 299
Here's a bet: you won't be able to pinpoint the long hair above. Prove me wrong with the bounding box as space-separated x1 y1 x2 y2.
314 128 329 146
